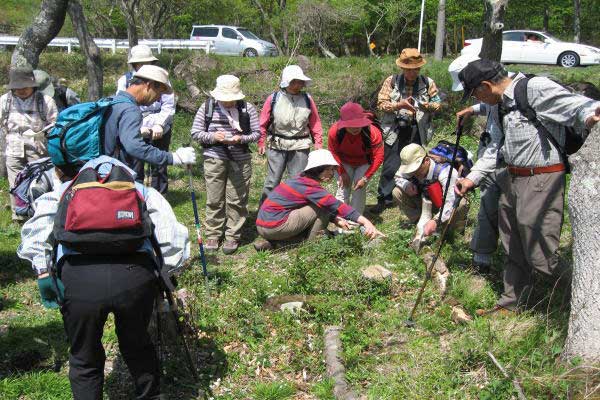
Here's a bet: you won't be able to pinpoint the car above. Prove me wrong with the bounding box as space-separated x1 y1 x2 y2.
190 25 278 57
461 30 600 67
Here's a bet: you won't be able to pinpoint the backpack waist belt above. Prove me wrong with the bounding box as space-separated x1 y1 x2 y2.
507 163 565 176
269 133 310 140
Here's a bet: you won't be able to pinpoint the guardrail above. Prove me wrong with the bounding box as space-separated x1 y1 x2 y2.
0 36 213 54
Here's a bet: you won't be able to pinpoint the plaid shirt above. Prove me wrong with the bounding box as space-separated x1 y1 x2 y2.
377 75 441 114
0 91 58 137
17 156 190 275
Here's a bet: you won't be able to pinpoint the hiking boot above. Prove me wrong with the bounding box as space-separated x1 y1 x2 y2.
222 240 239 255
204 239 219 252
253 238 274 252
475 305 515 317
371 200 386 214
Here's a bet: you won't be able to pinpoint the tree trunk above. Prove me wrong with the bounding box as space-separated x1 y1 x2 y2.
118 0 140 48
68 0 103 100
433 0 446 61
543 7 549 32
563 124 600 363
317 40 337 58
479 0 508 62
11 0 68 68
573 0 581 43
250 0 284 56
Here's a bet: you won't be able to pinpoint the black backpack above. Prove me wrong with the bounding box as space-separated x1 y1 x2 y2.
9 157 54 217
512 74 586 173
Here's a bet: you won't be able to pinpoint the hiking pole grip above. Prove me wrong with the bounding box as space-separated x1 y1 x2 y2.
187 165 210 298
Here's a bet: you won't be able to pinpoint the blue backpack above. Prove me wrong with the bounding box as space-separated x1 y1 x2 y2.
47 97 134 166
428 140 473 178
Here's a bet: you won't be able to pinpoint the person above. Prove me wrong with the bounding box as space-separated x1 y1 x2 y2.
116 45 176 194
449 55 503 274
527 34 542 43
191 75 260 254
254 149 383 251
34 69 81 112
328 102 384 214
373 48 441 213
107 64 195 173
393 143 468 239
455 59 600 316
258 65 323 203
1 67 58 221
17 153 190 400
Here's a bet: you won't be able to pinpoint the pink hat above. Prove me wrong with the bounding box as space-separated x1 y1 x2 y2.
337 102 371 129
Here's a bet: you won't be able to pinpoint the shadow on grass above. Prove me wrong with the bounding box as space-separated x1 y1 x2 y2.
0 250 34 286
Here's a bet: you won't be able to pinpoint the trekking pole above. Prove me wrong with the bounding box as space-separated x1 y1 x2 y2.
187 165 210 298
144 131 153 187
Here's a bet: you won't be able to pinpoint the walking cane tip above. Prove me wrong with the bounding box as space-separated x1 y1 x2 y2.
404 319 416 328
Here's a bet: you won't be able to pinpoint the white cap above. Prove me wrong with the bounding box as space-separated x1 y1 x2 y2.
448 54 480 92
132 65 173 94
304 149 339 172
398 143 427 175
210 75 245 102
128 45 159 64
280 65 311 89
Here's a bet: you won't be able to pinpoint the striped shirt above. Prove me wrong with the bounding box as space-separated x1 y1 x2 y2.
257 175 361 228
191 99 260 161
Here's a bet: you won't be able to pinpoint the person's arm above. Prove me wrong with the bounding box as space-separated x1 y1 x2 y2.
304 180 361 222
436 167 459 224
307 94 323 148
142 91 176 129
258 94 273 148
363 125 384 180
118 107 173 165
377 76 396 112
44 96 59 125
239 103 261 144
422 78 441 111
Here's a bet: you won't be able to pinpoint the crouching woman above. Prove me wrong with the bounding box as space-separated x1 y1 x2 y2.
254 149 382 250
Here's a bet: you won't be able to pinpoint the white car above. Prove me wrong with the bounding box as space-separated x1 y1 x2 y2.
461 30 600 67
190 25 278 57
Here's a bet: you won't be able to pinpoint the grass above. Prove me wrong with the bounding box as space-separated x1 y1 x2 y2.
1 52 599 399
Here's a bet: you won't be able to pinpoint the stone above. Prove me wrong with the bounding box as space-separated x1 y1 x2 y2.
451 306 473 324
280 301 304 313
362 265 393 281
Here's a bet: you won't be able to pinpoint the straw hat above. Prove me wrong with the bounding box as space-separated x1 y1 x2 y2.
210 75 245 102
304 149 339 172
337 102 371 129
398 143 427 175
395 48 426 69
128 45 159 64
132 65 173 94
6 67 38 90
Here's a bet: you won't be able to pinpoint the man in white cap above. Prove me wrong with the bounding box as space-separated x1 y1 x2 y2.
106 64 195 172
191 75 260 255
258 64 323 204
116 44 176 194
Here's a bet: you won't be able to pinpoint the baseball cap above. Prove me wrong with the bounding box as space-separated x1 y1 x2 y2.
458 59 506 102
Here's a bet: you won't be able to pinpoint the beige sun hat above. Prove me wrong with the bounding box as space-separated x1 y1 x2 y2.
396 48 427 69
128 45 159 64
210 75 245 102
304 149 339 172
132 65 173 94
280 65 312 88
398 143 427 175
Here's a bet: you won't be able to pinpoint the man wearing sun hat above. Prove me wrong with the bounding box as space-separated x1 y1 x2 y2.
1 66 58 221
191 75 260 255
373 48 441 214
328 102 384 214
116 45 176 194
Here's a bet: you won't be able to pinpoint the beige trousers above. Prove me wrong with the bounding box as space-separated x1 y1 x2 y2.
257 204 329 242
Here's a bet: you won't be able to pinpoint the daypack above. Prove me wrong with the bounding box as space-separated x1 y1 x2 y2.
267 90 312 140
428 140 473 178
202 97 252 155
9 157 54 217
335 113 381 165
512 74 586 173
53 164 153 255
46 97 134 166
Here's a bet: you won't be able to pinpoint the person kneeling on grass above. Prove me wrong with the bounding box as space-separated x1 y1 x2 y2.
254 149 383 251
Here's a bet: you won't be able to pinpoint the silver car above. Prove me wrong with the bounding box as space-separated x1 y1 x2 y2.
190 25 278 57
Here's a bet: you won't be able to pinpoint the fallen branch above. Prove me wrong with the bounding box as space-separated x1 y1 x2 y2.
487 351 527 400
324 326 358 400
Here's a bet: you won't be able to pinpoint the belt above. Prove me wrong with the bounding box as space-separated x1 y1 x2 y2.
507 163 565 176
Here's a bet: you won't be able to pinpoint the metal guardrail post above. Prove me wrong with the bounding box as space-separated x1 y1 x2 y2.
112 39 116 54
67 41 72 54
157 42 162 54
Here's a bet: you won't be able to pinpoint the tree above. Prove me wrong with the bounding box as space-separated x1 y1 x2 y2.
434 0 446 60
563 123 600 363
479 0 508 61
573 0 581 43
118 0 140 48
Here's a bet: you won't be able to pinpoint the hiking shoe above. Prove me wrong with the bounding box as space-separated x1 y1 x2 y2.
222 240 239 255
204 239 219 252
475 305 515 317
253 238 274 252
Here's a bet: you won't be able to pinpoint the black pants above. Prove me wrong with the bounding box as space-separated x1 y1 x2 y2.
60 255 161 400
376 126 417 202
133 129 172 194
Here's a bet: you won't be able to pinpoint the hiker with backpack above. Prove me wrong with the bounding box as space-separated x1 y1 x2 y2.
393 143 468 239
455 59 600 316
191 75 260 255
17 151 190 399
1 67 58 222
254 149 383 251
373 48 441 214
328 102 384 214
34 69 81 112
258 64 323 203
116 45 176 194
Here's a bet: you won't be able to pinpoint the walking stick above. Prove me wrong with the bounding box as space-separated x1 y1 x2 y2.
187 165 210 298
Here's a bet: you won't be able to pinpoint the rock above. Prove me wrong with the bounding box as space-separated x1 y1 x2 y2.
451 306 473 324
280 301 304 313
265 295 311 312
296 55 311 71
362 265 393 282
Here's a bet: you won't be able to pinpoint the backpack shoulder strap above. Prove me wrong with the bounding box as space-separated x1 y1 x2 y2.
125 71 134 89
303 92 311 111
336 127 346 144
420 75 430 91
1 92 12 129
432 161 450 181
36 91 47 124
204 97 215 132
268 91 279 132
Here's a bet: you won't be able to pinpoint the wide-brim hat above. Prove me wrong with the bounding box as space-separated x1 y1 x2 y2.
132 65 173 94
398 143 427 175
337 102 371 129
280 65 312 89
210 74 245 101
7 67 39 90
396 48 427 69
128 44 159 64
304 149 339 172
34 69 55 97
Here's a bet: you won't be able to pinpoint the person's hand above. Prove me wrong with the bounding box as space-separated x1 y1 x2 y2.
455 177 475 196
213 131 227 143
227 135 242 145
334 217 351 231
37 275 64 309
140 127 152 138
353 176 368 191
396 99 416 112
340 172 351 188
585 107 600 129
151 125 164 140
172 147 196 166
361 219 385 240
423 219 437 237
456 107 475 124
258 144 266 156
405 182 418 197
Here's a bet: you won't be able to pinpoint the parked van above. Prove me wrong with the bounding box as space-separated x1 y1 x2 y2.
190 25 278 57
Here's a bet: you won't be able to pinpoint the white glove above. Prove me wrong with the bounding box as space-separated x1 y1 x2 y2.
151 125 164 140
172 147 196 166
140 127 152 138
22 129 45 141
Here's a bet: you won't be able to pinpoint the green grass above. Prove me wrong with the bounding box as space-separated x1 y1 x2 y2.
1 53 599 399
